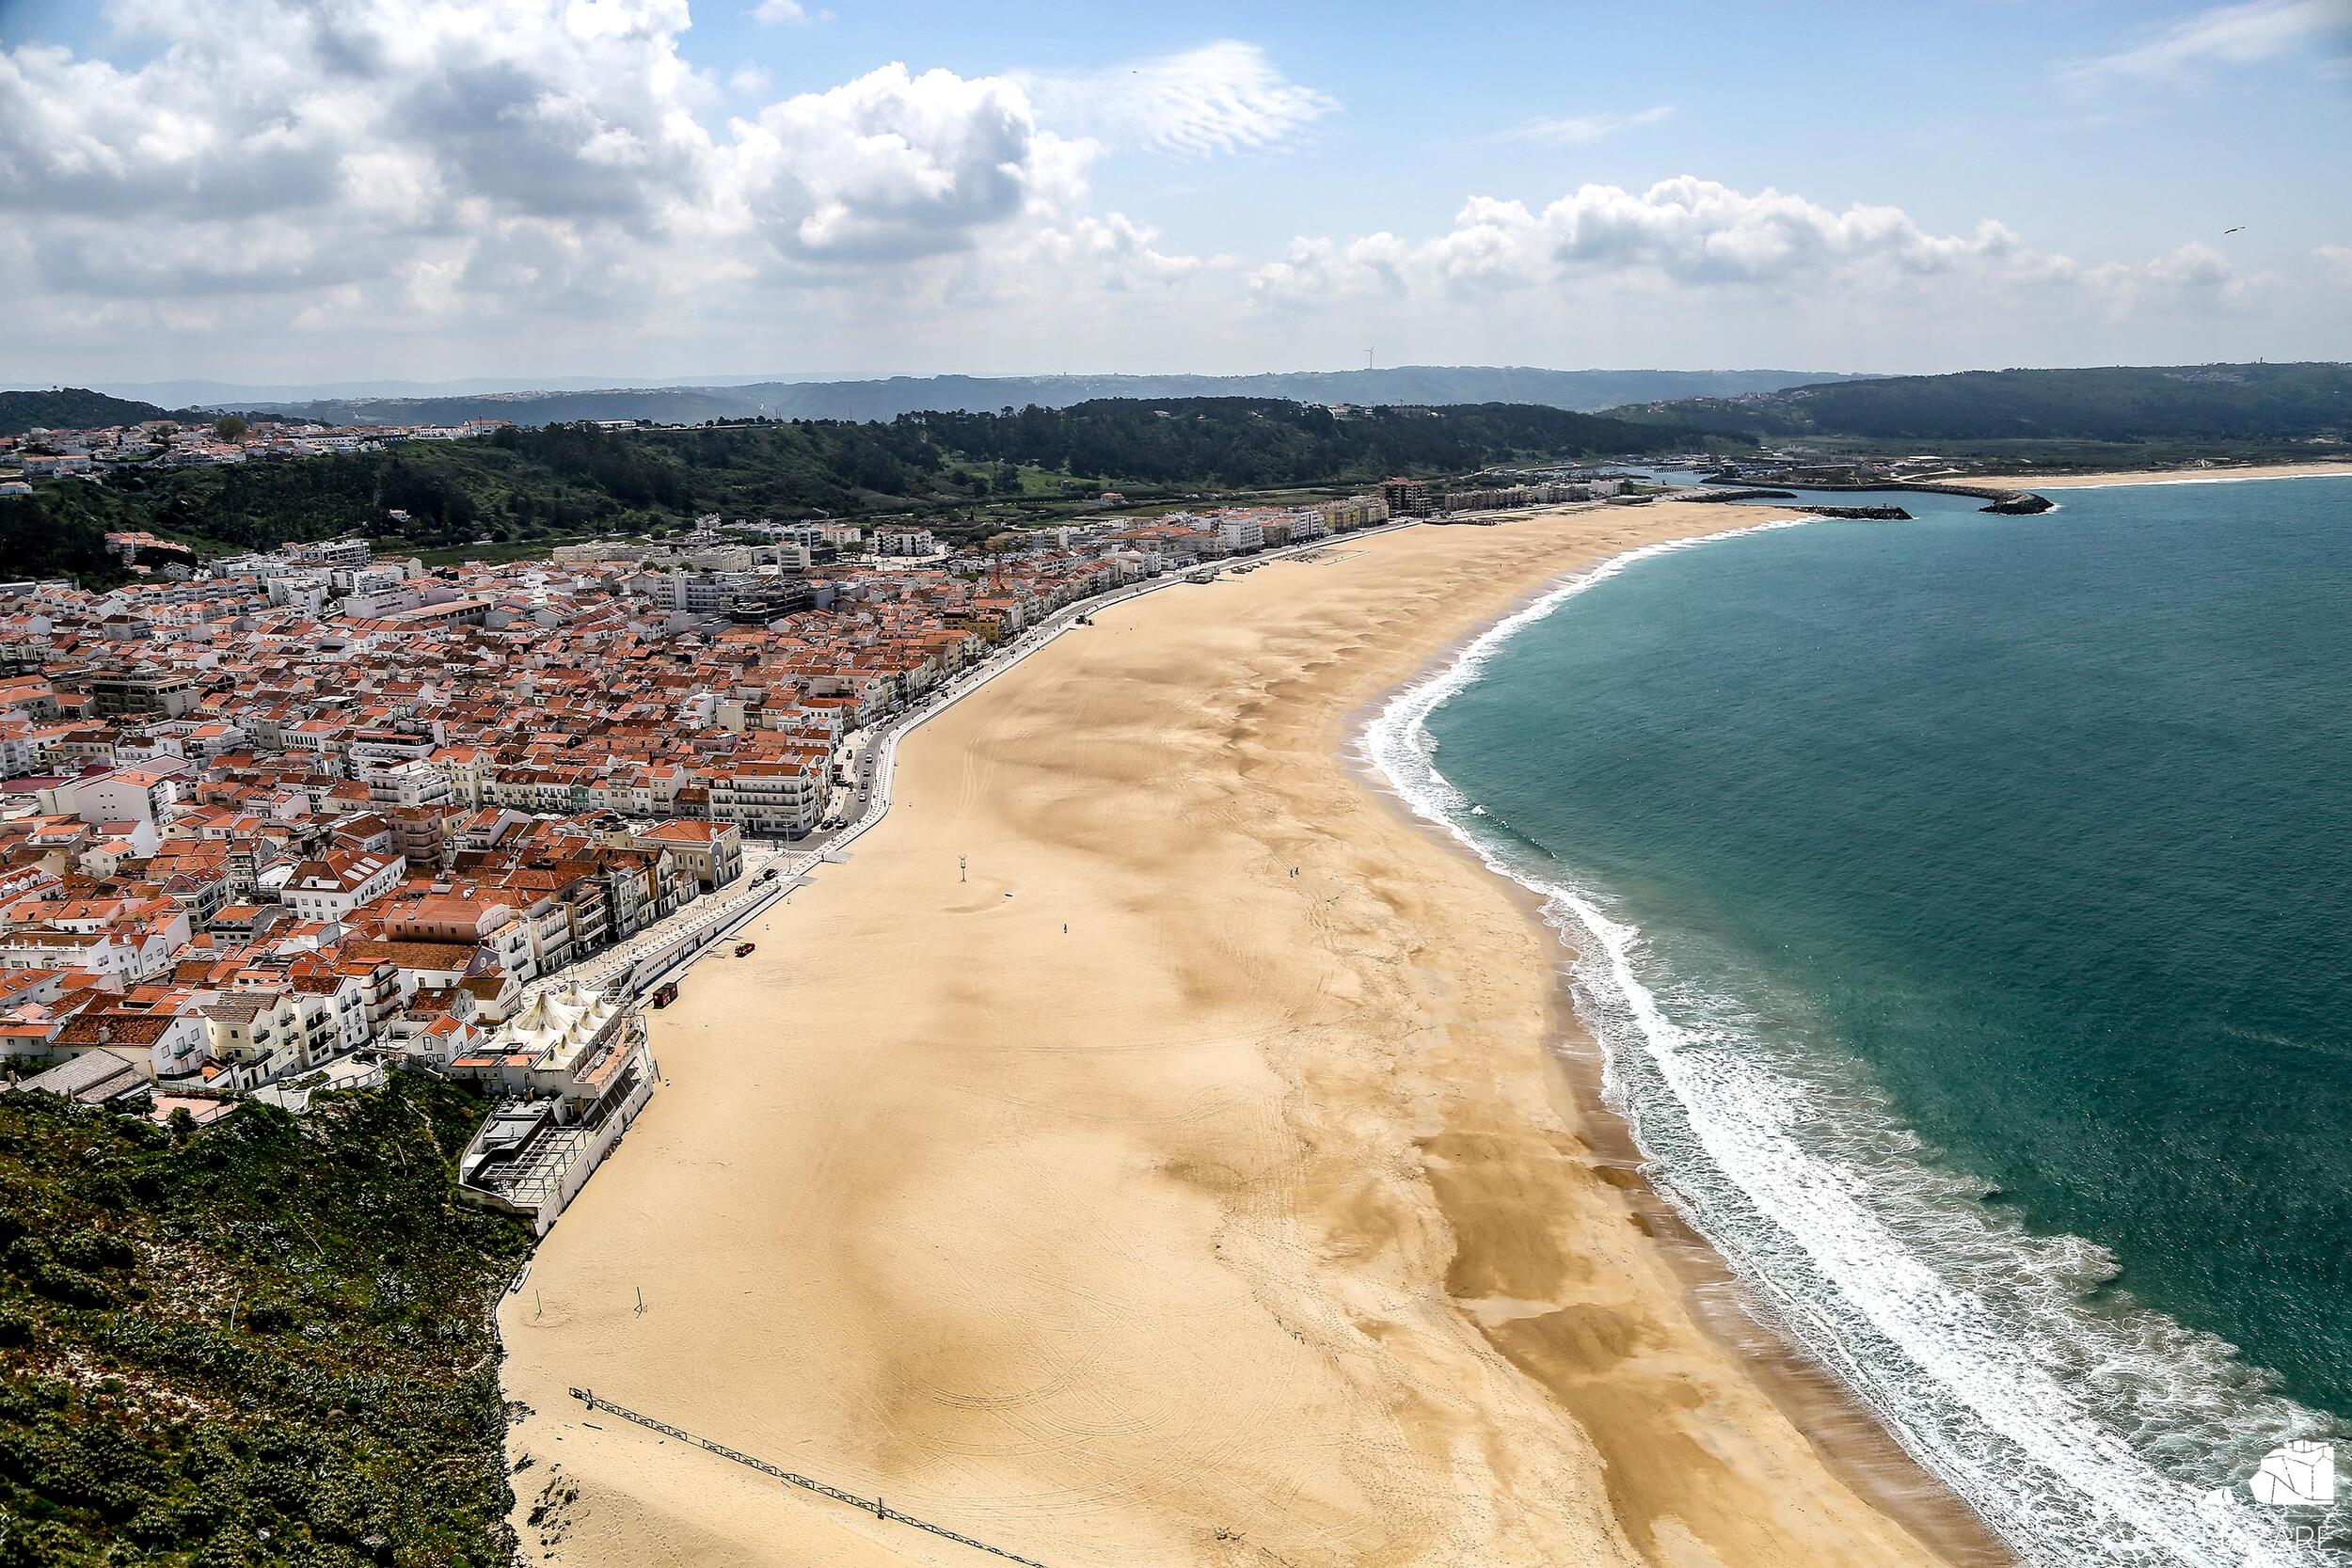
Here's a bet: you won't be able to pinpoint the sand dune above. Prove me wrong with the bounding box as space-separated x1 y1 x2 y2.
501 503 2001 1567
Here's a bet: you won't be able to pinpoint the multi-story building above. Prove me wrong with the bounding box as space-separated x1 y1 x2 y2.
871 527 940 557
1381 477 1436 516
707 760 820 837
283 849 406 923
88 670 199 718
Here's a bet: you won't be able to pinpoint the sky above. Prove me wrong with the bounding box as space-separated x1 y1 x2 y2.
1 0 2348 388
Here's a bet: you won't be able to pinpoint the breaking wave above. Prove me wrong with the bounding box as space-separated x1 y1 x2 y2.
1359 521 2344 1567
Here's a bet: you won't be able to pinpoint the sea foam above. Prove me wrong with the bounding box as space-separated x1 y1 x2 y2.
1359 518 2343 1567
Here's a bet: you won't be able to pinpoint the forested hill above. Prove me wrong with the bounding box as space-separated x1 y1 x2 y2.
1611 362 2352 443
902 398 1680 483
2 397 1713 581
225 366 1874 428
0 388 177 437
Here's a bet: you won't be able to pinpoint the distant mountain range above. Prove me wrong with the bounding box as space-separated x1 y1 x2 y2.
20 362 2339 459
77 372 879 406
162 367 1881 428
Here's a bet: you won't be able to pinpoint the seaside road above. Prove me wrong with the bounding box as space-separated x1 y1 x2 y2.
499 501 2002 1568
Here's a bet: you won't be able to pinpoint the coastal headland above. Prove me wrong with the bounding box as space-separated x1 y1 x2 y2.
500 501 2003 1567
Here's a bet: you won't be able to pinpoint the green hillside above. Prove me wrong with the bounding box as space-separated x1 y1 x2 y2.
0 1078 528 1567
1613 362 2352 445
0 389 176 439
0 398 1714 580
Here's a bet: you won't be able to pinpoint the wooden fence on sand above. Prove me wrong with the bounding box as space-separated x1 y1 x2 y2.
565 1386 1057 1568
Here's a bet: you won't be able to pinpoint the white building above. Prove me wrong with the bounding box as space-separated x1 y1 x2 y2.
871 527 940 557
283 849 406 922
707 759 821 836
1214 515 1264 554
363 758 453 809
0 928 175 984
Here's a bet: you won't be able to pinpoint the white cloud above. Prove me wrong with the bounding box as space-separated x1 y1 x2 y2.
0 2 2333 380
1494 105 1675 147
1023 40 1336 159
2063 0 2352 87
1248 177 2243 321
0 0 1161 312
752 0 807 24
2076 241 2255 319
722 64 1052 261
0 6 1341 330
0 0 1277 372
0 0 717 230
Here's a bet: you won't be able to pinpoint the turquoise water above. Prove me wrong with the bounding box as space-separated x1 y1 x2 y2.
1367 477 2352 1566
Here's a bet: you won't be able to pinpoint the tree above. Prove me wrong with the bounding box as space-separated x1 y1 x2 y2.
213 414 249 443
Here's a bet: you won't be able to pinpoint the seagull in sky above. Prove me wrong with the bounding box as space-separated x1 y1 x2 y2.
2223 227 2245 234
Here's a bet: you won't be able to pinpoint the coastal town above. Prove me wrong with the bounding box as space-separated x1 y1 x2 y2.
0 488 1475 1225
3 0 2344 1559
0 386 1664 1237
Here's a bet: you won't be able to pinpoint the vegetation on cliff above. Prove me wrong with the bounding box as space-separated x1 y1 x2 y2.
0 1078 528 1568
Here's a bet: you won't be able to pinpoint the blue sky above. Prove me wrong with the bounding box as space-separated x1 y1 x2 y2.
716 1 2346 256
1 0 2346 385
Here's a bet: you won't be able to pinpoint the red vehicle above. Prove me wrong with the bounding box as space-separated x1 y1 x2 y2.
649 981 679 1009
734 942 757 957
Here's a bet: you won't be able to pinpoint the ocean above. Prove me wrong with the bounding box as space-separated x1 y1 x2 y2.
1364 475 2352 1567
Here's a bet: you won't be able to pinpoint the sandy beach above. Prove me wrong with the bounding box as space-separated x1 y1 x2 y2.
1983 459 2352 488
500 502 2001 1568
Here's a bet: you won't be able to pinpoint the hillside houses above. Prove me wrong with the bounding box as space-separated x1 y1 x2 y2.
0 496 1395 1102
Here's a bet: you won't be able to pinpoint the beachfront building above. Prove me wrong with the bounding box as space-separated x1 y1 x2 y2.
450 982 660 1234
1214 514 1266 554
1382 477 1436 516
1314 494 1391 531
623 820 743 892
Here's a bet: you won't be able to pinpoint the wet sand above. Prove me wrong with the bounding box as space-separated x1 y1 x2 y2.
501 502 2002 1567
